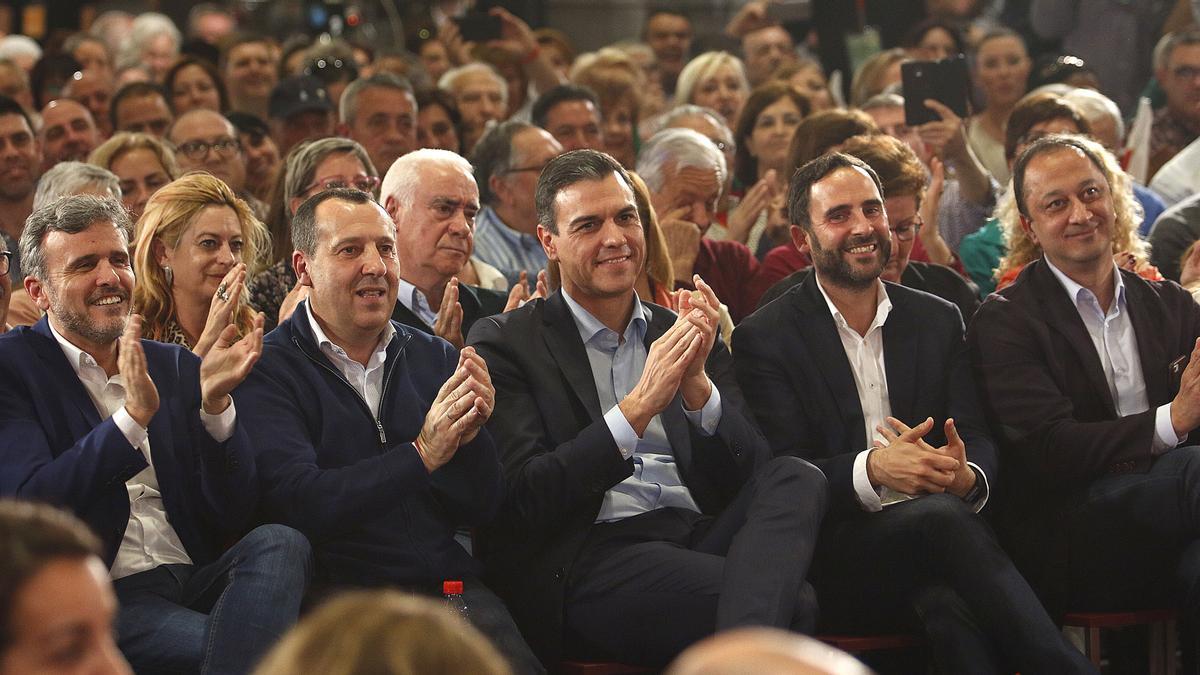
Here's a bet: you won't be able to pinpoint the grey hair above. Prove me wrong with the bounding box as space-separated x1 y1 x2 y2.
20 195 131 281
283 137 378 213
470 120 538 206
116 13 181 71
650 104 734 146
535 149 632 234
860 92 905 112
0 36 42 63
33 162 121 210
380 148 474 209
1153 28 1200 72
636 127 727 196
1063 88 1125 146
339 73 415 126
437 63 509 107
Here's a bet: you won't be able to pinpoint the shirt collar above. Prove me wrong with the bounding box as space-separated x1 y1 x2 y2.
560 289 648 346
814 275 892 334
479 205 540 248
303 299 396 360
1043 256 1127 310
47 318 102 377
394 276 433 317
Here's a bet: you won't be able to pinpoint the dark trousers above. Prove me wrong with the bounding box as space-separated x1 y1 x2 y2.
814 494 1095 675
1008 445 1200 673
562 456 827 666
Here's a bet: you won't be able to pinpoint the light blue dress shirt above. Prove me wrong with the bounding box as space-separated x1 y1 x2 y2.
472 205 547 289
395 277 438 328
560 290 722 522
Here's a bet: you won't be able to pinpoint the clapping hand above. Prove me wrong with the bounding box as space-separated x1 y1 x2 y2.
416 347 495 472
194 264 246 358
434 278 465 350
119 315 160 428
199 312 264 415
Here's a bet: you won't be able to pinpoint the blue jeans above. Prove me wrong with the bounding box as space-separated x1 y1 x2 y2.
113 524 313 675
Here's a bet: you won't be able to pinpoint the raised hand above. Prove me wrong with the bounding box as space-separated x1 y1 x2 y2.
485 6 538 60
194 263 246 358
867 416 959 494
659 207 704 280
618 318 704 435
199 312 264 414
119 315 160 428
1171 338 1200 438
915 99 966 160
674 275 722 409
416 347 495 472
434 278 465 349
278 280 310 325
726 171 776 243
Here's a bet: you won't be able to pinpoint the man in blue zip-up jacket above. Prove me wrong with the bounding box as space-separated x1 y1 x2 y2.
235 186 542 674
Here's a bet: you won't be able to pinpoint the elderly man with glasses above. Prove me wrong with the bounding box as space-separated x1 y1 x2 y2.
470 120 563 289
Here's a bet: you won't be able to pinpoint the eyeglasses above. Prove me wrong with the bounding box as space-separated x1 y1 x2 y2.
0 251 10 276
890 220 922 241
1170 66 1200 81
303 174 381 194
175 138 241 160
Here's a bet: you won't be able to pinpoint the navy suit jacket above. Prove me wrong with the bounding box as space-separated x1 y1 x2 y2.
732 275 998 518
466 291 770 664
0 318 257 568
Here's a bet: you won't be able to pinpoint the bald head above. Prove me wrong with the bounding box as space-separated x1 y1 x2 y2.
168 108 245 191
667 628 874 675
39 99 100 169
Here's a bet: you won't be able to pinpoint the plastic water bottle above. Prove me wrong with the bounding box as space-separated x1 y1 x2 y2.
443 580 469 619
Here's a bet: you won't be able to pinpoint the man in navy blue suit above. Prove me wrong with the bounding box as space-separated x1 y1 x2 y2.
0 195 312 674
733 152 1093 674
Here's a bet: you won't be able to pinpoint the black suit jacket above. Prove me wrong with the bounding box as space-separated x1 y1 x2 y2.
733 275 997 519
466 292 770 665
968 260 1200 515
391 282 508 337
757 261 981 322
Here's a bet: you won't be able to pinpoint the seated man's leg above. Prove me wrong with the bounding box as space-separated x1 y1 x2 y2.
114 565 207 674
564 509 723 666
459 578 546 675
179 524 313 674
690 456 827 633
817 494 1091 674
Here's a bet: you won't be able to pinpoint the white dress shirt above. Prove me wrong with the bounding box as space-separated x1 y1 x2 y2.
48 321 236 579
813 277 989 513
1044 259 1181 454
304 301 397 419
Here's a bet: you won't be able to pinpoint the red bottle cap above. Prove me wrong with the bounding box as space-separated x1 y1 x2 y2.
443 580 464 594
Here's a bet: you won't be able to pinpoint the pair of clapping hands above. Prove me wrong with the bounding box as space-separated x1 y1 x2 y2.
122 262 264 427
617 276 722 436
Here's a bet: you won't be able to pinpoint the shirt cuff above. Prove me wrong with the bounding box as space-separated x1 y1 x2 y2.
1153 403 1182 455
605 405 641 460
852 449 884 512
682 383 722 437
114 407 150 462
964 462 990 513
200 397 237 443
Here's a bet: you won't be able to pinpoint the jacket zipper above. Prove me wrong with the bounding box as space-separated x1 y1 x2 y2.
293 333 412 448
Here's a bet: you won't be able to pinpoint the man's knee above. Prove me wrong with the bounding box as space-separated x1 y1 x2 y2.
238 524 314 577
757 456 828 512
900 493 982 540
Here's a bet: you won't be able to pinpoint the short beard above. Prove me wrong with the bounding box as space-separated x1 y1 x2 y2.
810 231 890 291
47 284 129 346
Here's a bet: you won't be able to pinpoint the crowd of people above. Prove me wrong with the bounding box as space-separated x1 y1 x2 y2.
1 0 1200 673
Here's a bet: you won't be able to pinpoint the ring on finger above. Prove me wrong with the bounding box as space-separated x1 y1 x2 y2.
216 282 229 302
